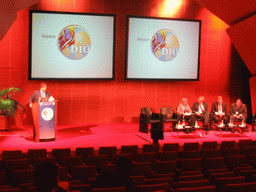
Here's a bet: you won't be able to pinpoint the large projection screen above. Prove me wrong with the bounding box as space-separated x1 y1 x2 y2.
125 16 201 80
29 10 116 80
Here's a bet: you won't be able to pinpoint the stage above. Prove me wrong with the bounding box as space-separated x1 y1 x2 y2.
0 123 256 153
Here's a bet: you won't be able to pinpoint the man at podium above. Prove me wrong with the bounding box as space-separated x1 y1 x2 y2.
29 83 55 141
29 83 54 107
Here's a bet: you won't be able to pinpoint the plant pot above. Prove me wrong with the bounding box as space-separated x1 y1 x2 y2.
0 115 8 130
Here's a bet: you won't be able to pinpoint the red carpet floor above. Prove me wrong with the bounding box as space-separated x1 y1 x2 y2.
0 123 256 153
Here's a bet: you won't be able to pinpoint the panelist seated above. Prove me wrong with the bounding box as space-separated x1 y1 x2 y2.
229 99 247 133
191 96 210 134
211 96 228 128
176 98 192 134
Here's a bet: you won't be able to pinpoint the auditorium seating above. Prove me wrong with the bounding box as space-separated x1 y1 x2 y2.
2 139 256 191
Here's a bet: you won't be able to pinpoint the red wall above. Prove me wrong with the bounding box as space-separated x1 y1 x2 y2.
0 0 236 125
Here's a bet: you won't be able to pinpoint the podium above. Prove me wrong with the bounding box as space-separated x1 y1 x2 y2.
32 101 57 142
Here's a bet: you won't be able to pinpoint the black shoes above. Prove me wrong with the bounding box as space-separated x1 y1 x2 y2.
231 129 235 133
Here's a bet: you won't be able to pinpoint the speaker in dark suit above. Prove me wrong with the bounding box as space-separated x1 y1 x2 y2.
29 83 54 140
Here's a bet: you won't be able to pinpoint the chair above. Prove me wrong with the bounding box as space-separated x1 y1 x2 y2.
248 154 256 169
5 159 32 171
177 179 209 189
152 160 177 174
134 183 171 192
85 155 109 173
209 172 235 185
224 182 256 192
60 156 85 174
162 143 179 152
139 107 161 133
220 141 237 155
143 177 173 185
142 144 160 153
2 150 25 165
0 189 20 192
130 162 153 178
91 187 126 192
178 174 205 182
160 107 178 129
130 175 146 186
201 141 218 151
75 147 94 163
71 165 97 184
241 146 256 164
11 170 34 186
179 170 203 177
151 173 175 180
69 184 90 192
110 153 133 164
26 149 48 163
179 158 202 173
215 176 245 192
239 169 256 183
51 148 71 165
237 139 253 149
99 146 117 162
176 185 216 192
203 157 225 176
222 147 241 165
226 155 246 172
201 148 221 167
180 150 201 160
30 157 56 168
134 152 157 163
233 166 253 176
121 145 138 160
0 172 4 186
182 142 200 151
101 164 117 173
157 151 179 161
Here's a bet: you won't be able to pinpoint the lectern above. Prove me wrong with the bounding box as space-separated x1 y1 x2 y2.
32 101 57 142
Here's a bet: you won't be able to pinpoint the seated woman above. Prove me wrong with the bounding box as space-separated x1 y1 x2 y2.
177 98 193 133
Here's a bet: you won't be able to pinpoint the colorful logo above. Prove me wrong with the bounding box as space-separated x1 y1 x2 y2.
41 108 54 121
58 25 91 60
151 29 180 61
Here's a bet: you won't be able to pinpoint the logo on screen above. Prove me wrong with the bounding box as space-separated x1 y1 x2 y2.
41 108 54 121
151 29 179 62
57 25 91 60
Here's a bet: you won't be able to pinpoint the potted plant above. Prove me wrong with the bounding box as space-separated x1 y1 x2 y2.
0 87 24 130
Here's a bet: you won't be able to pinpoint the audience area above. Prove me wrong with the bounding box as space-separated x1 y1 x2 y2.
1 139 256 191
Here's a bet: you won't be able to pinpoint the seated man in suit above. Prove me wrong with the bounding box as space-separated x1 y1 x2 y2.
229 99 247 133
191 96 210 134
211 96 228 129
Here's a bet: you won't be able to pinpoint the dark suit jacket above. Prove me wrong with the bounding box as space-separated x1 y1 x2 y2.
192 101 208 114
29 90 51 104
211 102 227 115
230 103 247 116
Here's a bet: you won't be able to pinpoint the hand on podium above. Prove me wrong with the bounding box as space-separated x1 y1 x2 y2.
49 96 55 102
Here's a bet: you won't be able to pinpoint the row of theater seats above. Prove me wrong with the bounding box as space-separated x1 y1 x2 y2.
1 140 256 191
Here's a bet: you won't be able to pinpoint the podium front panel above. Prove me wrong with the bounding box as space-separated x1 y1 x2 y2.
39 102 55 140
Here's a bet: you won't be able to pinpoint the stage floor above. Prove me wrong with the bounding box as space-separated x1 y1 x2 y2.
0 123 256 153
